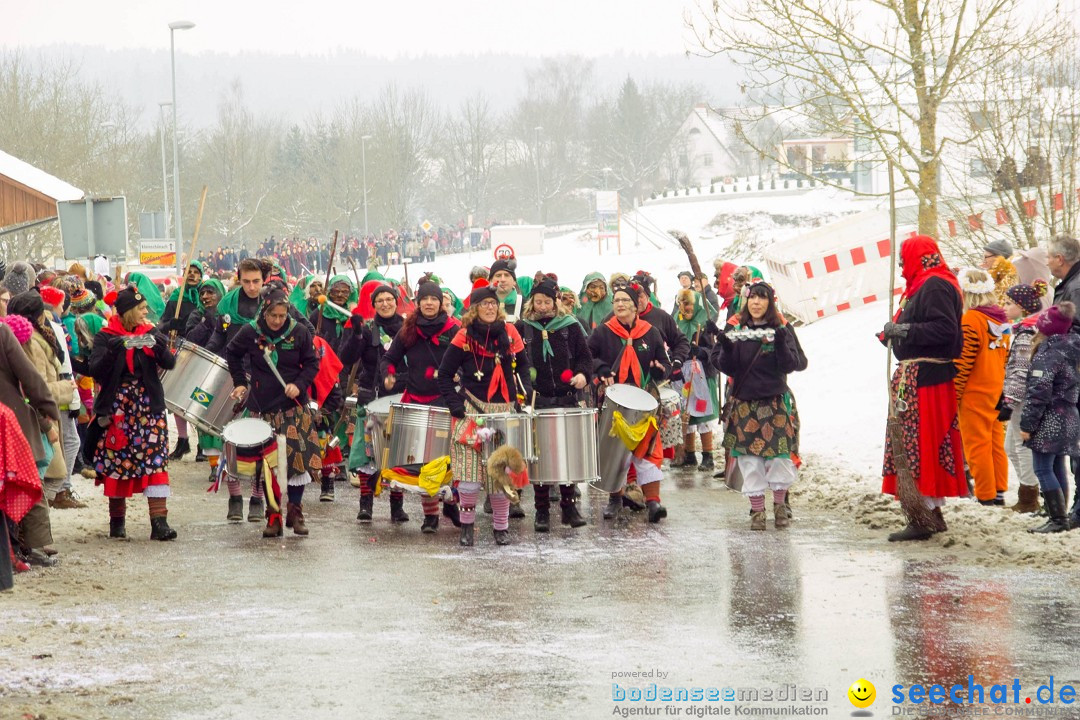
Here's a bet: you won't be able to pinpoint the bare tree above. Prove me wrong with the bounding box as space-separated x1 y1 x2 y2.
689 0 1066 236
367 84 439 231
436 93 499 224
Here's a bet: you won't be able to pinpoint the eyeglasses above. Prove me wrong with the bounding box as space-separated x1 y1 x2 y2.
477 300 499 308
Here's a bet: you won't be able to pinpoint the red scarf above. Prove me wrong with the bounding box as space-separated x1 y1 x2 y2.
896 235 962 320
99 314 155 373
604 316 652 388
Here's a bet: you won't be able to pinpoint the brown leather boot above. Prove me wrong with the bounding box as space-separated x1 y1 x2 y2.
50 489 88 509
287 502 309 536
1010 484 1041 513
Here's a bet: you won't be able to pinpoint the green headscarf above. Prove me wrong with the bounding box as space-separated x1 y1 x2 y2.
729 265 764 317
441 286 463 319
126 272 166 324
576 271 612 331
199 278 226 306
319 274 358 329
168 260 206 307
288 275 316 316
361 269 386 286
675 291 710 341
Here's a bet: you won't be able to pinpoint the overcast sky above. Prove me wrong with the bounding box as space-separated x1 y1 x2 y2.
3 0 699 57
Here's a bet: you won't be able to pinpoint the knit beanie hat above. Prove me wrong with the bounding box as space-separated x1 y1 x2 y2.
371 284 397 304
0 314 33 344
613 284 641 308
489 259 516 280
1005 280 1048 316
530 277 559 302
113 284 145 317
39 285 65 309
984 239 1014 258
1037 301 1075 336
1 261 35 296
468 278 498 306
415 281 442 304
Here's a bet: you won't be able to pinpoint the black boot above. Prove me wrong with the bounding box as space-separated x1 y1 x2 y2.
195 447 207 462
459 522 475 546
109 517 126 539
248 497 265 523
1030 490 1070 534
483 495 492 514
442 502 461 528
647 500 668 523
674 451 698 468
560 501 587 528
226 495 243 522
421 515 439 534
390 493 410 522
887 522 934 542
603 494 622 520
149 516 177 541
169 437 191 461
697 452 715 471
493 528 511 545
356 494 373 523
319 478 335 502
534 505 550 533
509 501 526 519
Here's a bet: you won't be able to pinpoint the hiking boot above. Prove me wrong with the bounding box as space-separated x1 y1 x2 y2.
442 502 461 527
286 503 309 536
493 528 511 545
149 516 178 541
248 497 265 522
647 500 668 523
1011 484 1041 514
697 452 715 471
226 495 244 522
25 548 57 567
356 494 373 523
263 514 283 538
534 506 550 533
421 515 439 534
459 522 475 546
774 503 790 529
390 494 410 522
560 501 587 528
603 495 622 520
674 452 698 468
887 522 934 542
750 510 767 530
169 437 191 461
319 478 335 502
109 517 126 538
50 489 87 509
509 502 525 519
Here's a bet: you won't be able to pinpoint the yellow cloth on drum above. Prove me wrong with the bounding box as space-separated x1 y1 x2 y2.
381 457 453 496
610 411 658 454
234 446 278 480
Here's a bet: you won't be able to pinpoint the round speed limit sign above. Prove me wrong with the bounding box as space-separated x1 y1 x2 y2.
493 243 515 261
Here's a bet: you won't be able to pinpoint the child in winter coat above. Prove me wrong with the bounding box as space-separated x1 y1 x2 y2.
1021 302 1080 533
954 268 1010 505
1000 281 1047 513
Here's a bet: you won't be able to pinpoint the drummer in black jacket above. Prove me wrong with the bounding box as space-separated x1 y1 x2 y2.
377 281 461 533
587 282 671 524
515 277 591 531
226 286 321 539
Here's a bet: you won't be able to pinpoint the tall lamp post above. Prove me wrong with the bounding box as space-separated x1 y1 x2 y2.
169 19 195 276
158 101 172 240
534 126 543 224
361 134 372 239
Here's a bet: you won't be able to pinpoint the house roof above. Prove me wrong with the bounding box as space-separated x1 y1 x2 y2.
0 149 83 203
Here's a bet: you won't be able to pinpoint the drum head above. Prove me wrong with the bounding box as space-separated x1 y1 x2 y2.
367 393 403 416
222 418 274 445
658 387 681 403
605 384 659 412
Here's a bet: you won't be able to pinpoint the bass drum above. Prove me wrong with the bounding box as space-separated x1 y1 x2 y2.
592 384 658 493
385 403 452 467
160 340 238 436
528 407 598 485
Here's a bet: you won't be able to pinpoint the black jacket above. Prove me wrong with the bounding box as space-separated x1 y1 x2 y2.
888 276 963 387
184 306 217 348
158 292 201 334
640 304 691 367
587 318 670 385
1053 261 1080 333
89 329 176 416
207 292 314 357
710 323 807 401
379 314 459 404
515 315 593 407
225 321 320 414
438 320 533 416
355 314 405 401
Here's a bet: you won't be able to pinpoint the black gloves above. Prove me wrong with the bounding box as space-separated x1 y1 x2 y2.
882 322 910 340
668 360 683 382
451 407 466 419
717 331 734 351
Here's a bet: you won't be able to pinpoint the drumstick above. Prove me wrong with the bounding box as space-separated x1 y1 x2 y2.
171 185 209 344
316 230 340 337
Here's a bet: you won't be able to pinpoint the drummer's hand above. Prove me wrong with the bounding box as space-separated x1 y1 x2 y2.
231 385 248 401
383 375 395 390
602 375 615 387
570 373 587 390
284 383 300 399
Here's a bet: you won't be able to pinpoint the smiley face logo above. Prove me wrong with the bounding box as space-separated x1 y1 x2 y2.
847 678 876 709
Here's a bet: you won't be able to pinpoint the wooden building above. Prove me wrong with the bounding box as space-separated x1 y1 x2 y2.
0 149 84 233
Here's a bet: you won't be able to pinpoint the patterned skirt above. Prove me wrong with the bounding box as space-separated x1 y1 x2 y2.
722 393 800 460
93 379 169 497
450 393 513 493
263 405 322 479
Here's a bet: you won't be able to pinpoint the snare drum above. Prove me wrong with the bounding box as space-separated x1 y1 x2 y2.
476 412 536 461
657 386 683 449
593 384 658 493
528 407 599 485
221 418 276 481
160 340 238 435
386 403 452 467
365 394 402 470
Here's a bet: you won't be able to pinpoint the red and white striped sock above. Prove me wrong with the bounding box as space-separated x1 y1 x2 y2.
490 493 510 531
459 488 479 524
772 489 787 505
749 495 766 512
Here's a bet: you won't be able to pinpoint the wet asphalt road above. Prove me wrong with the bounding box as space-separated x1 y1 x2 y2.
3 464 1080 720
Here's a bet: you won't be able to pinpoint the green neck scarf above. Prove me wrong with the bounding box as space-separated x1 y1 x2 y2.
520 314 581 361
256 315 297 366
320 274 358 327
675 292 710 341
215 288 258 332
169 261 206 307
289 275 316 316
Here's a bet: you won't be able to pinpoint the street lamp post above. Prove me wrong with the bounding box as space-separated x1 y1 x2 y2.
361 134 372 239
534 126 543 224
601 166 612 190
158 101 172 240
169 19 195 276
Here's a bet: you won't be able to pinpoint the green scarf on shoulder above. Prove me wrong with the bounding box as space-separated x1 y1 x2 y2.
126 272 166 324
256 316 297 366
168 260 206 308
519 314 581 361
215 287 258 333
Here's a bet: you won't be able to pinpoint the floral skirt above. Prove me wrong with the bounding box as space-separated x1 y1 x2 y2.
722 393 799 460
93 379 169 498
263 405 322 479
450 394 513 493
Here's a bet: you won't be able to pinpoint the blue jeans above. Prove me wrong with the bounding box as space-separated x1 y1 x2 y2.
1031 451 1070 496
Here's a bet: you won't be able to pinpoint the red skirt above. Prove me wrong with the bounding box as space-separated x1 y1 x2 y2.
882 375 967 498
